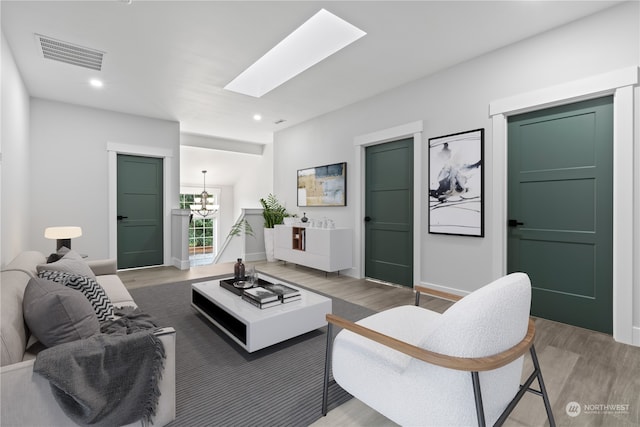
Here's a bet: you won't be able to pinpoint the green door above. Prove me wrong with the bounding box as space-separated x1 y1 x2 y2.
117 154 164 269
507 96 613 333
365 138 413 287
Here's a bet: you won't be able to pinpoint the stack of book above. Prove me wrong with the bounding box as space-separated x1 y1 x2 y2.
262 283 302 303
242 287 281 309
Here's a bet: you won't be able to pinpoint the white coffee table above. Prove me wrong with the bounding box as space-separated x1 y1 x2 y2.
191 273 332 352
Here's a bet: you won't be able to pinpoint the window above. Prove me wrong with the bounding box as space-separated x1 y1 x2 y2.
179 190 219 265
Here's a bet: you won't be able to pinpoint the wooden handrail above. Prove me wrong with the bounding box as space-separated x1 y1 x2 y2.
326 314 535 372
414 284 463 302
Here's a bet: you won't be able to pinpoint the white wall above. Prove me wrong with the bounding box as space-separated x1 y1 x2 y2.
233 142 274 215
1 31 31 266
29 99 180 260
216 184 234 247
180 144 273 247
273 3 639 333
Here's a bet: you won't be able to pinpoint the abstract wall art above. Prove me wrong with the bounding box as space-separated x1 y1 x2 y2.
297 162 347 207
428 129 484 237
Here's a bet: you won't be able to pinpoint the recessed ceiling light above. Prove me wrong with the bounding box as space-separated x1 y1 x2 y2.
253 114 262 121
89 78 104 88
224 9 366 98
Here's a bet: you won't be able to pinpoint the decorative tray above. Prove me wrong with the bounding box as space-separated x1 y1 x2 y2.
219 277 274 296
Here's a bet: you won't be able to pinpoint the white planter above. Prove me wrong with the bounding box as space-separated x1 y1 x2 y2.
264 228 276 262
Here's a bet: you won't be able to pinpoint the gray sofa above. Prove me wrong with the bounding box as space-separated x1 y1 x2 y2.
0 251 176 426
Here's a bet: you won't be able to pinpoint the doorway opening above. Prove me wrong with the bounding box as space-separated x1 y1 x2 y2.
179 191 220 267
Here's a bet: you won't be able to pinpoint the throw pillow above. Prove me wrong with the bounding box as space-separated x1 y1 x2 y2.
23 277 100 347
38 270 116 323
46 246 71 263
37 249 96 281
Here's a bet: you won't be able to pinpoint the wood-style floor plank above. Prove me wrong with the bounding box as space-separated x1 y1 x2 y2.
508 345 580 426
118 260 640 427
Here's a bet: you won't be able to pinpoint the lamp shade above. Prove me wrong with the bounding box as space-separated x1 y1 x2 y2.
44 226 83 239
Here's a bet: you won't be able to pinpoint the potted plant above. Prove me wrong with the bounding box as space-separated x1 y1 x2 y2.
260 194 289 228
260 194 290 262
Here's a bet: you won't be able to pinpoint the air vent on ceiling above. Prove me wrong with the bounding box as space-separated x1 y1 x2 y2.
36 34 104 71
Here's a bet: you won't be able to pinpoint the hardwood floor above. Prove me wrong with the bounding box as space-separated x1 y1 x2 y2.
119 261 640 427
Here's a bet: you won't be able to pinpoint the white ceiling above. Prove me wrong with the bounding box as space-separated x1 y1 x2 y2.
2 1 621 146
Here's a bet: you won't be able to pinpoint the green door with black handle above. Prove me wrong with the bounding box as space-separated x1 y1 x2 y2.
365 138 414 287
508 96 613 333
117 154 164 269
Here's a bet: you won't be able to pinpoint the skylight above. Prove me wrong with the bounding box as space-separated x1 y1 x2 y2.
224 9 366 98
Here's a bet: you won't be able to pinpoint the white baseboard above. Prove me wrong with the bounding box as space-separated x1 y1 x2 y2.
172 257 190 270
244 251 266 262
417 281 469 298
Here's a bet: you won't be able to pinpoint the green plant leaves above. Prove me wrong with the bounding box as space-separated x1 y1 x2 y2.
260 193 289 228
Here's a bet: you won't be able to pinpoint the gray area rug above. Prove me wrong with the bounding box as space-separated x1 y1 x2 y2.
129 278 375 426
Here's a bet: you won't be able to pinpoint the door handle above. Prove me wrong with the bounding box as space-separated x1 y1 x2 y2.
117 215 128 221
364 216 372 222
508 219 524 227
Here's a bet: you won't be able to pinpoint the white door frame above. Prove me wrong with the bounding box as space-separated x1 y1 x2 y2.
107 142 175 267
353 121 423 285
489 66 639 345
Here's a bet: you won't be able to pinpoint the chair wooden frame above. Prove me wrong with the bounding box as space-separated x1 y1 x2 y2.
322 285 556 427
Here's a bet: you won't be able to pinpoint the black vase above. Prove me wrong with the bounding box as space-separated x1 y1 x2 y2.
301 213 308 223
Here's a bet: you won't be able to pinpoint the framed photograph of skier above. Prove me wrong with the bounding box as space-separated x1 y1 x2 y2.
428 128 484 237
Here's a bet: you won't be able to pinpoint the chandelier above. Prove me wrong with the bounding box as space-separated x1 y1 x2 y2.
190 170 219 217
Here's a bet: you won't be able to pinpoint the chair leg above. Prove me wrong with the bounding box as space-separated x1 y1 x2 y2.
471 371 487 427
530 345 556 427
321 322 334 416
494 344 557 427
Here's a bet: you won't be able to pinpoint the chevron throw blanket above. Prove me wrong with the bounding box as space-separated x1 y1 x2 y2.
34 308 165 427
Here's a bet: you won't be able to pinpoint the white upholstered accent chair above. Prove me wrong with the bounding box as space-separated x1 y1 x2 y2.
322 272 555 427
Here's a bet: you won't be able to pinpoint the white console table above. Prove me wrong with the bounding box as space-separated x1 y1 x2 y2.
274 224 352 273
